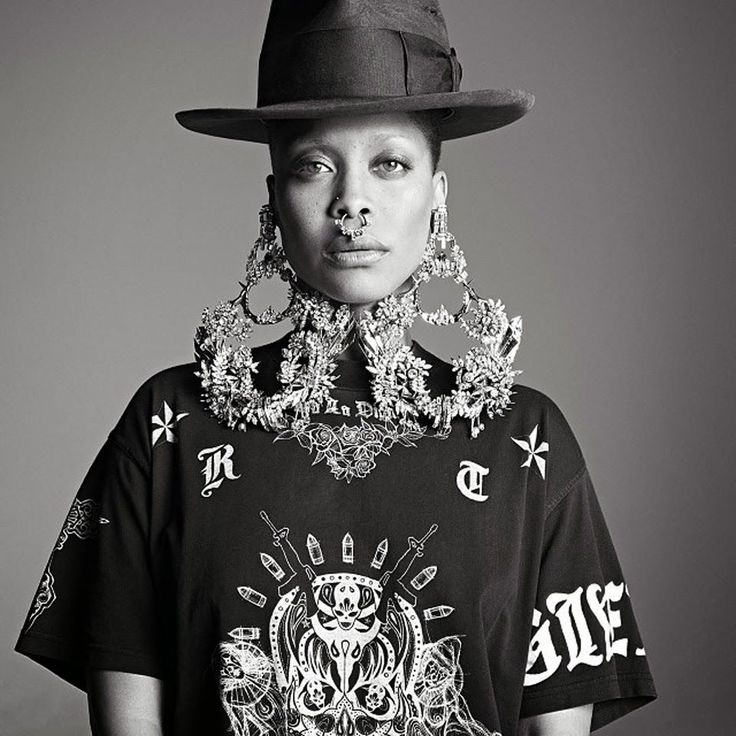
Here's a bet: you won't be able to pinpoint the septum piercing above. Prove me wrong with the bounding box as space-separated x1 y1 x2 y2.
335 212 370 240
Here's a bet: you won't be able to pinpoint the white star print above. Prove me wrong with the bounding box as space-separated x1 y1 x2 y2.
511 424 549 479
152 401 189 447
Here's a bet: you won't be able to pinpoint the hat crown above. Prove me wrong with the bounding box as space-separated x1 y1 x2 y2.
261 0 450 49
257 0 461 107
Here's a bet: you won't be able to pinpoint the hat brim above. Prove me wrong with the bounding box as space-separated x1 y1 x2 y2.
174 88 534 143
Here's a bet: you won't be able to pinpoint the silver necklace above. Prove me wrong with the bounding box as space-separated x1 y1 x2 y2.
195 282 522 482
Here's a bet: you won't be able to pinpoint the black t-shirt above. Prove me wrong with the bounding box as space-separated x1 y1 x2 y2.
15 340 656 735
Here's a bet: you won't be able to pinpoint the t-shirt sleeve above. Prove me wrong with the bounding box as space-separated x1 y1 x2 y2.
519 462 657 729
14 422 163 690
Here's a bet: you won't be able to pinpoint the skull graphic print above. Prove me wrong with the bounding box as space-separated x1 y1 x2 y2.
219 511 500 736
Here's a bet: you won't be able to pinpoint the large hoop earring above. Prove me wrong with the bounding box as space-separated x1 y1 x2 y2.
240 204 296 325
414 204 473 325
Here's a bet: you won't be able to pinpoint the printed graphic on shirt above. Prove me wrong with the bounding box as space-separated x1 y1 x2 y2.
151 400 189 447
275 418 426 483
219 511 501 736
524 581 647 687
456 460 490 502
24 498 108 630
511 424 549 479
26 564 56 632
197 443 241 497
54 497 109 550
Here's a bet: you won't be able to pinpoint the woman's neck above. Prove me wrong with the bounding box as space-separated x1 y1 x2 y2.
337 338 369 362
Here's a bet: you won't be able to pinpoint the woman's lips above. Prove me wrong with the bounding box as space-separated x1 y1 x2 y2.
324 236 389 267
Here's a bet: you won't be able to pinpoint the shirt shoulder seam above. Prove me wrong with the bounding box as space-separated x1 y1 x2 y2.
107 434 149 476
544 463 587 518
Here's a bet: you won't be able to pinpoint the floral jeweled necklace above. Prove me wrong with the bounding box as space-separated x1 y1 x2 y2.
194 282 522 482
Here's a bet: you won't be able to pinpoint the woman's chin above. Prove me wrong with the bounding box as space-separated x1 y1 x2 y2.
322 289 392 309
303 273 411 309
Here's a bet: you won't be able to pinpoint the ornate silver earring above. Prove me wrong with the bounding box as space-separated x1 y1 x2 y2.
414 204 472 325
240 204 296 325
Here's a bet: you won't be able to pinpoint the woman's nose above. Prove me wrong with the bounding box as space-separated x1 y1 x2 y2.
328 171 372 222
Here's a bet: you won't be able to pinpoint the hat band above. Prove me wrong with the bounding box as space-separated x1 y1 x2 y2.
257 29 461 107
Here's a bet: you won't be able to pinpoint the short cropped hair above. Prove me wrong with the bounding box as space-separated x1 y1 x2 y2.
407 110 443 172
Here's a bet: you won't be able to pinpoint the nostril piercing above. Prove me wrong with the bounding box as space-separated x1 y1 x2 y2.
335 212 370 240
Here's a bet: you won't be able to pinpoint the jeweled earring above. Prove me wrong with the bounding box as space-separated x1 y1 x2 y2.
240 204 296 325
413 204 473 325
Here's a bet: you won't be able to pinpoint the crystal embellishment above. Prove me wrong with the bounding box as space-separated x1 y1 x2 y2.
194 280 522 482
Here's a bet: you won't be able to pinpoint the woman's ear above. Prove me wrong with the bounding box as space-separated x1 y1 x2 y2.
432 170 448 209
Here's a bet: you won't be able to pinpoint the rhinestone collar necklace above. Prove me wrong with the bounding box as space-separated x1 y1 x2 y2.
194 282 522 481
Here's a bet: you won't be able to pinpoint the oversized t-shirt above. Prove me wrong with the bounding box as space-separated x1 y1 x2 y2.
16 338 656 735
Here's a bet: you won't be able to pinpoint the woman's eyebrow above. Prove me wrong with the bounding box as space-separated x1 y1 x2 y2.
291 133 415 147
366 133 417 145
283 138 333 154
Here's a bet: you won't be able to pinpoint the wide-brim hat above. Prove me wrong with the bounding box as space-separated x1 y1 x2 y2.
175 0 534 144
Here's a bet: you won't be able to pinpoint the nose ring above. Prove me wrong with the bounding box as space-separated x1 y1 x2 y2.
335 212 369 240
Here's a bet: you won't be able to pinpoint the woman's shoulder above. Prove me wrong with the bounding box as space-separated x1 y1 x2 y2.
504 382 588 500
412 342 587 482
413 343 582 442
102 362 200 466
124 361 201 409
508 382 580 438
509 382 568 416
104 339 288 462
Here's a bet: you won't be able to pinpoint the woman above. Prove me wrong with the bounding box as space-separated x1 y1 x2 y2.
15 2 657 734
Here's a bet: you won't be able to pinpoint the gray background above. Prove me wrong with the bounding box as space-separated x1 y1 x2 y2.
2 0 734 734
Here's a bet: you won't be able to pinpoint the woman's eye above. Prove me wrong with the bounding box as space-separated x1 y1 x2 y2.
294 160 331 175
376 159 407 174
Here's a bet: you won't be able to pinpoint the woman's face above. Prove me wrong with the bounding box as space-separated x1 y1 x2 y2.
267 112 447 309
